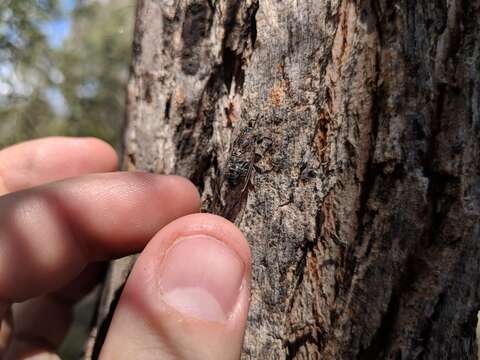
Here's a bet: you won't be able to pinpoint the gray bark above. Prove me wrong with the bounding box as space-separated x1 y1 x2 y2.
87 0 480 358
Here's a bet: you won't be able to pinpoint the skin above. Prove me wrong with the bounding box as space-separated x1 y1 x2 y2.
0 137 251 360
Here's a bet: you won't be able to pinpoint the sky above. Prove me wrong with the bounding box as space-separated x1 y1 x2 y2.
39 0 76 48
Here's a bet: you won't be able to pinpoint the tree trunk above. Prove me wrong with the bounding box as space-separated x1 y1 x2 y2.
87 0 480 358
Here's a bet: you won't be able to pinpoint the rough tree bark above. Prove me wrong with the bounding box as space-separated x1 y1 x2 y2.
87 0 480 358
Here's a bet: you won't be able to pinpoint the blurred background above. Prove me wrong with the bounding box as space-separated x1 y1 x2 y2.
1 0 135 357
0 0 135 149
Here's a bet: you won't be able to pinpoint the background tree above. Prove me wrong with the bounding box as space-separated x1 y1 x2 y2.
57 0 134 143
0 0 62 145
90 0 480 359
0 0 134 148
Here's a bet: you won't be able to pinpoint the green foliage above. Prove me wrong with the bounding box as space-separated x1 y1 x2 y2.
0 0 61 148
57 0 135 144
0 0 60 75
0 0 135 148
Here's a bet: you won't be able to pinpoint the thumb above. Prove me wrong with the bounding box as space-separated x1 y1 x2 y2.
100 214 251 359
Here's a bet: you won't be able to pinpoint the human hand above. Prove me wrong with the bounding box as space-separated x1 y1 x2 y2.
0 137 251 359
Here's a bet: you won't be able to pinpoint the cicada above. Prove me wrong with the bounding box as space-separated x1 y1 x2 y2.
214 124 257 220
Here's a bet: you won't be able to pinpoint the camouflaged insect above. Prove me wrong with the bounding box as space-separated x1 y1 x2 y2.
213 125 257 220
224 126 256 189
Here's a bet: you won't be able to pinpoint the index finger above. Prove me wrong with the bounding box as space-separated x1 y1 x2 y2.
0 172 200 302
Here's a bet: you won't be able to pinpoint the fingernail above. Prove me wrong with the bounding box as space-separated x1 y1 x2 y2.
159 235 245 322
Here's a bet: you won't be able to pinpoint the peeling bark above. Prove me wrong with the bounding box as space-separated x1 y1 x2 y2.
87 0 480 359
